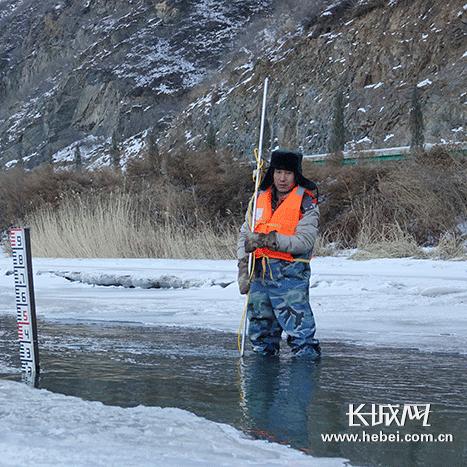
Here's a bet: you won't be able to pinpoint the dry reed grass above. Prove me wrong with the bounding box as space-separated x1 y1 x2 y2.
429 232 466 260
313 231 342 256
352 223 424 259
26 193 238 259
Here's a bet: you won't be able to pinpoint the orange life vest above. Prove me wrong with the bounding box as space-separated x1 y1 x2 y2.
254 185 315 262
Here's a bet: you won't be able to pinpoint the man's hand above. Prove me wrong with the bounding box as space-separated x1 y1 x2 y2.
237 257 250 295
244 232 278 253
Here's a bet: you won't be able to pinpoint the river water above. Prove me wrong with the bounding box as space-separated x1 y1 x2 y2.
1 315 465 467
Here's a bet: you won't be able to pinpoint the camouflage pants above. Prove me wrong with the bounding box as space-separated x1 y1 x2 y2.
247 259 320 356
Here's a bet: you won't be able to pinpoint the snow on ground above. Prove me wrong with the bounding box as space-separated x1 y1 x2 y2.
1 253 466 466
0 255 466 354
0 380 345 467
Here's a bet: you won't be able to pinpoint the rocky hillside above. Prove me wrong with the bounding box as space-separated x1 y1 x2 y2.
0 0 465 169
161 0 467 158
1 0 317 168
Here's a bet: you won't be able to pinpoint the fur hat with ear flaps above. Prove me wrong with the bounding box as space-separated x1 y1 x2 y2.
259 149 319 196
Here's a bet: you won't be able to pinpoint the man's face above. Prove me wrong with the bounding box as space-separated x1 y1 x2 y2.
273 169 295 193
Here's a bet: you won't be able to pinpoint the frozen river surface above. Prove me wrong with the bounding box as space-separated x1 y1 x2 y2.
1 255 466 466
1 316 465 467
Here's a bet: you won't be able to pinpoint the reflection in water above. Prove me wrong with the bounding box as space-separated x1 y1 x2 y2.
239 356 320 452
1 315 466 467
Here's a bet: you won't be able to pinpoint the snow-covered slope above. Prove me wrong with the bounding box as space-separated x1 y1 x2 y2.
0 0 284 167
161 0 466 157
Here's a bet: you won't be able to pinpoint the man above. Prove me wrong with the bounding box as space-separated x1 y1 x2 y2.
237 149 321 359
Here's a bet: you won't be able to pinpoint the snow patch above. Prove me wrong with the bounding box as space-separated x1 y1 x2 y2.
120 131 148 164
356 136 372 144
4 159 18 168
417 79 432 88
364 82 383 89
40 270 233 289
0 380 343 467
419 287 466 297
52 136 106 164
113 38 204 90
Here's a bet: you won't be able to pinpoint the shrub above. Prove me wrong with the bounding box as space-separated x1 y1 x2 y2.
382 146 467 242
303 146 467 250
0 166 121 232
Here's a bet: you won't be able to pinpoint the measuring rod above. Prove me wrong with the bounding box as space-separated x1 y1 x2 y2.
9 227 40 384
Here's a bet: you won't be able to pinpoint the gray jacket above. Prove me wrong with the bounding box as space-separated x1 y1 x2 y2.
237 188 320 260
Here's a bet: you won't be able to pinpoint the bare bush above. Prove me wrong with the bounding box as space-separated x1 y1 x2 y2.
381 146 467 242
304 146 467 253
304 162 387 246
0 166 121 232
